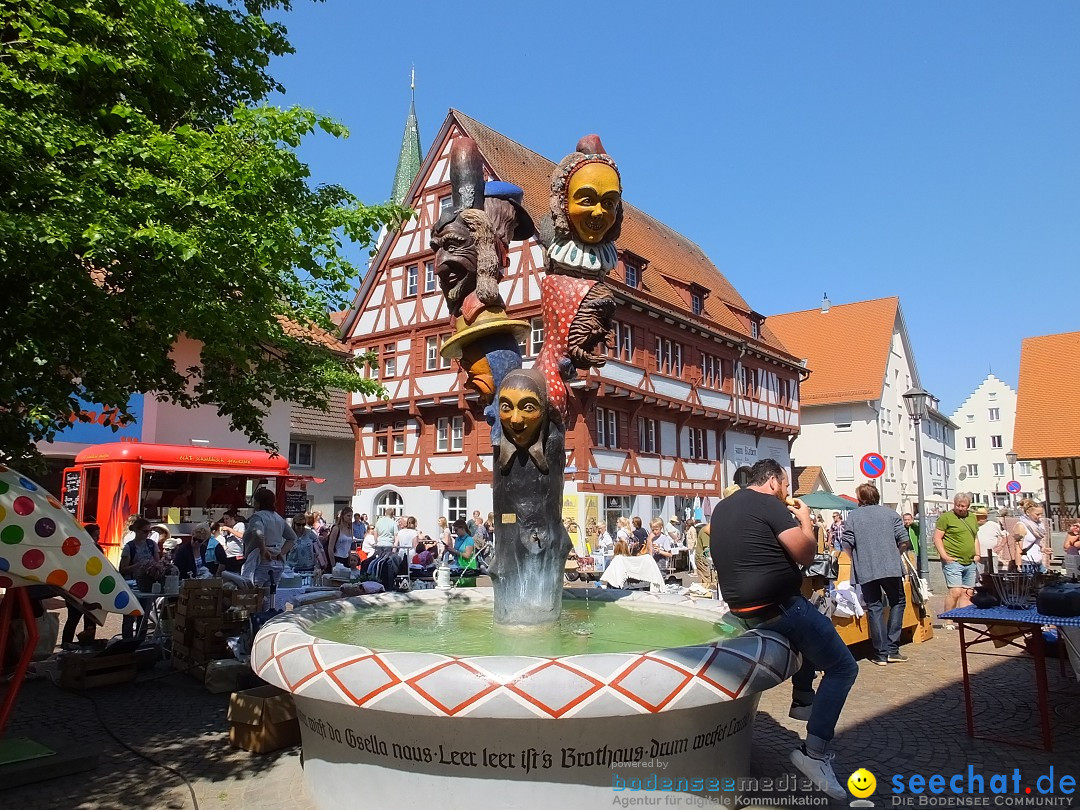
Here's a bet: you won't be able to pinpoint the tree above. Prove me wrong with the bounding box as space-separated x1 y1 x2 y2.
0 0 408 467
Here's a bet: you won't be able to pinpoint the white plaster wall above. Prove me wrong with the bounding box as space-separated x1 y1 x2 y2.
295 437 355 518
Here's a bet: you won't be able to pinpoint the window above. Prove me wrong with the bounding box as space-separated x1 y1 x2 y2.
392 421 405 455
674 343 682 376
383 342 396 377
638 417 657 453
424 260 437 293
687 427 706 460
451 415 464 451
988 408 1000 422
654 338 682 375
375 427 388 456
887 456 895 482
967 464 979 477
436 418 449 452
625 262 639 288
426 336 439 371
440 334 452 369
444 492 467 524
609 321 633 362
406 264 418 296
991 435 1003 449
750 320 760 340
835 406 852 431
375 490 404 517
965 437 976 450
835 455 854 481
596 407 619 449
993 463 1005 476
966 414 975 423
988 392 997 401
1019 461 1032 475
652 496 665 521
439 195 453 215
288 441 314 468
691 293 703 315
530 317 545 355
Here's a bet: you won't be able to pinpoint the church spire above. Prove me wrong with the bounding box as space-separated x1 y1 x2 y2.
390 66 422 206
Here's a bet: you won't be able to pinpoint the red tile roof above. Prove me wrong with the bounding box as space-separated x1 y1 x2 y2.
291 388 354 441
1014 330 1080 459
793 465 828 496
767 297 899 406
452 111 790 356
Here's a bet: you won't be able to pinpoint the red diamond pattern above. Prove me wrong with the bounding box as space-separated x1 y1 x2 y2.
505 660 604 718
610 655 694 713
406 660 499 716
274 642 324 691
326 654 402 706
695 646 754 699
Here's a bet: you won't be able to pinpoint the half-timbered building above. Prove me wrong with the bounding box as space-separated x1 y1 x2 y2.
340 110 804 538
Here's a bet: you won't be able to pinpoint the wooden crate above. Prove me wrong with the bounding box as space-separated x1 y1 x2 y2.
176 582 223 619
223 587 265 614
60 653 137 689
189 617 245 662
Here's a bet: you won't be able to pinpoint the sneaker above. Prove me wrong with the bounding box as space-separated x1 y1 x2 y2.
869 658 888 667
887 653 909 663
790 746 847 800
788 701 812 722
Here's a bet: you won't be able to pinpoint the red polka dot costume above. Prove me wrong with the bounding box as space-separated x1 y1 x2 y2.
534 274 595 424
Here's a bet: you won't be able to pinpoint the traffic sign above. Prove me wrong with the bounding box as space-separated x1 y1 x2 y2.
1006 480 1022 494
860 452 886 479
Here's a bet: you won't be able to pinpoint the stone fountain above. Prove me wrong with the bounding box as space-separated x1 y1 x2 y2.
252 136 797 809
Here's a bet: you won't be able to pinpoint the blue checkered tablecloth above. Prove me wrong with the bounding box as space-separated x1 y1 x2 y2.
940 606 1080 626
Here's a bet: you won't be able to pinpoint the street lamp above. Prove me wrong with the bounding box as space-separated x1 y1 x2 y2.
1006 449 1018 509
903 386 932 582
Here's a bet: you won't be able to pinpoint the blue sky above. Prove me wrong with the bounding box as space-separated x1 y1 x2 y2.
267 1 1079 415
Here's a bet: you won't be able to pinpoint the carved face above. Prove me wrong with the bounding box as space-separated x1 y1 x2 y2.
499 385 545 450
567 162 621 244
430 216 478 315
459 343 495 401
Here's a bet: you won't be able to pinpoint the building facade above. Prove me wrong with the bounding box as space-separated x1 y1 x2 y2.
341 110 803 544
950 373 1038 507
769 297 953 513
1014 331 1079 526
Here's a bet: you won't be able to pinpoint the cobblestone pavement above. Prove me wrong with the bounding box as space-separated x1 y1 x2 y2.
3 582 1078 810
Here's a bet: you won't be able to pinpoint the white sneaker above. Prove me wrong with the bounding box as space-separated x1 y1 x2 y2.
790 746 846 800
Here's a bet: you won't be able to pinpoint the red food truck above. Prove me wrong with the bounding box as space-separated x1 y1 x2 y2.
64 442 293 563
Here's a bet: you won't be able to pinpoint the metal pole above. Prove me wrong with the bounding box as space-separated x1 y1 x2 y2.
1009 461 1017 509
914 416 929 582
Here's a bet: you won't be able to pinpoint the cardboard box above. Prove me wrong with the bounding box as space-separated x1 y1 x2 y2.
227 686 300 754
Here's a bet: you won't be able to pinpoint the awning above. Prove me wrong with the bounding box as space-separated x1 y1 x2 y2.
799 491 856 511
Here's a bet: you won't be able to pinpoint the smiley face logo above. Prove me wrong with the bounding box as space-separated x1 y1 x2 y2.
848 768 876 798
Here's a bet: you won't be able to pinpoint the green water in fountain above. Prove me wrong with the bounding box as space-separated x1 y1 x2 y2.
308 601 736 656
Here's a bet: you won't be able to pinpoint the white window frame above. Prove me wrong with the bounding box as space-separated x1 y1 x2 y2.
835 455 854 482
965 437 976 450
993 463 1005 477
405 264 418 296
436 417 449 452
988 408 1000 422
392 421 405 455
383 342 396 378
625 262 638 288
440 334 452 369
638 416 657 454
439 195 453 215
530 317 545 356
991 435 1003 449
444 492 468 524
1019 462 1032 476
451 416 464 451
424 260 437 293
750 320 760 340
375 490 404 517
688 427 706 460
691 293 703 315
426 336 438 371
596 407 618 449
968 464 979 477
288 441 314 468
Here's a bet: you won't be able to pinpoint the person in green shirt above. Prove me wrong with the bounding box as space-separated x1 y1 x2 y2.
902 512 920 558
933 493 979 614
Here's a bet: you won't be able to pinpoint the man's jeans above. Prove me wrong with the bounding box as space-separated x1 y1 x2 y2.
861 577 905 662
746 595 858 750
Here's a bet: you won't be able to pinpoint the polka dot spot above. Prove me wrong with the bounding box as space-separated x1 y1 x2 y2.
12 496 34 516
22 548 45 569
130 608 143 617
69 581 89 599
18 477 38 491
99 575 116 594
46 569 68 587
46 495 61 509
85 556 102 576
0 576 12 589
0 556 7 570
114 591 130 610
0 505 5 521
0 480 8 495
62 536 81 556
1 525 24 545
34 517 56 538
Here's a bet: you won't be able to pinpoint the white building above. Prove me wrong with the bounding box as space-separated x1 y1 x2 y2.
769 296 952 513
952 373 1039 507
922 406 959 514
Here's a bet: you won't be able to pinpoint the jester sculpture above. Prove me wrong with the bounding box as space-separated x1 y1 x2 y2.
432 135 621 626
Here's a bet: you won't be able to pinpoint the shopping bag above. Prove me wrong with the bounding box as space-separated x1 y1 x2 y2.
902 554 931 605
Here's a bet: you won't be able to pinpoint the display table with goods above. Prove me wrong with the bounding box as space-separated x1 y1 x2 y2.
800 551 934 647
941 575 1080 752
170 579 265 691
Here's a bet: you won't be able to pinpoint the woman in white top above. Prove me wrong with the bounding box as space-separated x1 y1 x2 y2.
1011 499 1049 574
395 516 420 553
328 508 354 565
436 516 452 556
615 517 633 549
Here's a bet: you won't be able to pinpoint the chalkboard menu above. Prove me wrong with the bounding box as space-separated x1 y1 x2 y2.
284 489 308 519
63 470 81 515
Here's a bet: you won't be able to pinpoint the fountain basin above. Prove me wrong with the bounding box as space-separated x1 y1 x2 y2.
251 588 798 810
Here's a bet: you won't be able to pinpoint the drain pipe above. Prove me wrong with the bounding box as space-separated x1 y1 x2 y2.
732 342 747 429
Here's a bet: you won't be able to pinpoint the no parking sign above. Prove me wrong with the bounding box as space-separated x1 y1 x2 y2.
860 453 885 479
1006 480 1022 495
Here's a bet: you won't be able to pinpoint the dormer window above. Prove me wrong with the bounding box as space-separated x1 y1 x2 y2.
750 320 760 339
691 292 703 315
625 261 639 288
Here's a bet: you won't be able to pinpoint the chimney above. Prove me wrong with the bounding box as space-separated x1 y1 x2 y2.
821 293 831 313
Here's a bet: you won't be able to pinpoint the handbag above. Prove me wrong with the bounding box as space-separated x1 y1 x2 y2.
803 553 838 579
902 553 931 606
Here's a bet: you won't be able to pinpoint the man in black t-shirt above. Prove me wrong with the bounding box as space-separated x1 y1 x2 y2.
711 459 856 801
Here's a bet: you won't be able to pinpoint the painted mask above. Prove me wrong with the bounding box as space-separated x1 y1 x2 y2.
566 162 621 244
